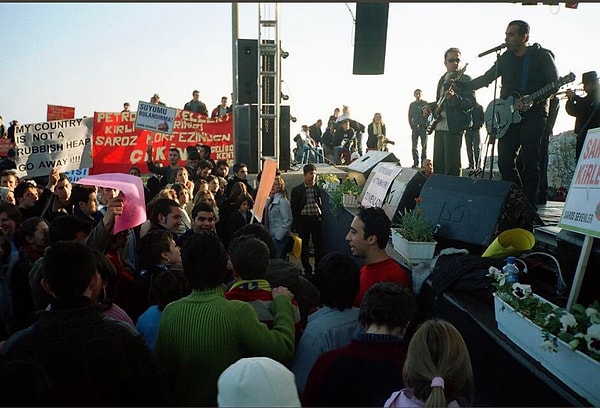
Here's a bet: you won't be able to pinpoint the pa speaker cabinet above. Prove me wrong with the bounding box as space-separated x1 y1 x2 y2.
353 3 389 75
236 39 258 105
233 105 290 173
358 164 426 222
233 105 259 173
346 150 398 187
418 175 538 251
261 105 291 171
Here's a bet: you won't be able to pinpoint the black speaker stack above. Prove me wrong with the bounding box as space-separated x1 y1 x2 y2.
353 3 389 75
234 39 291 173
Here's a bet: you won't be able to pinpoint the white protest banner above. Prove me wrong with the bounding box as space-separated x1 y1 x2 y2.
361 162 403 208
13 117 93 178
558 127 600 238
557 127 600 311
135 101 176 134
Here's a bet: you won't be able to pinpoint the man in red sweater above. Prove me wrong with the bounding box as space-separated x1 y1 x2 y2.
346 206 412 307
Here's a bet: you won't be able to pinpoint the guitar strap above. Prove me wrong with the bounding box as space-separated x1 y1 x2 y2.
520 49 532 93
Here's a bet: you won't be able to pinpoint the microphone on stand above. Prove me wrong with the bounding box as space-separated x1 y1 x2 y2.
478 43 506 58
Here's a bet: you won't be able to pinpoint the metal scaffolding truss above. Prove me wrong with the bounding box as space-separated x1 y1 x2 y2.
257 2 281 169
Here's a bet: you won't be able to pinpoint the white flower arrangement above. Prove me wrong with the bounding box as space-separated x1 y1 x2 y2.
488 266 600 362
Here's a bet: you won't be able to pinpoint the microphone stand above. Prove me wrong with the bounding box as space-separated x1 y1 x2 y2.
480 50 502 180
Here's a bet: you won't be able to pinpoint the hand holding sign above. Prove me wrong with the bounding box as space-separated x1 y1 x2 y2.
47 167 60 191
76 173 147 234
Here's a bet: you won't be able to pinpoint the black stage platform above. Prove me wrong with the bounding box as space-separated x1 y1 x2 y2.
316 186 596 405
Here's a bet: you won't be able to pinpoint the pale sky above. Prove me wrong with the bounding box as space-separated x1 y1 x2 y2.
1 2 598 167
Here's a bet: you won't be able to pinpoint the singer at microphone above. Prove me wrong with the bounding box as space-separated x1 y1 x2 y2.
458 20 559 209
478 43 506 58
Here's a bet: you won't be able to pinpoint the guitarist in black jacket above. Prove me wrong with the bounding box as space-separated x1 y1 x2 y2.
422 47 475 176
460 20 559 209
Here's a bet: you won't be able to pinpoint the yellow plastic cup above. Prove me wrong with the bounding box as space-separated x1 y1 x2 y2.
481 228 535 259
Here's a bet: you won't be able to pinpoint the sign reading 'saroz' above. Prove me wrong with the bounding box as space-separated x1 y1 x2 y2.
135 100 176 134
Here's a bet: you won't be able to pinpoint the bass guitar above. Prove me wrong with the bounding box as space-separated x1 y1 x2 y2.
484 72 575 139
426 63 469 135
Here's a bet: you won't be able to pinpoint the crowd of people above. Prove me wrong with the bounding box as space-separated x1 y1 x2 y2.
0 141 474 406
0 18 597 406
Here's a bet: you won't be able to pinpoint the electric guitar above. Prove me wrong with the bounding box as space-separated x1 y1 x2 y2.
484 72 575 139
426 63 469 135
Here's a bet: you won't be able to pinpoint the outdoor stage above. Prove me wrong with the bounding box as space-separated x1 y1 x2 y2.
280 161 595 406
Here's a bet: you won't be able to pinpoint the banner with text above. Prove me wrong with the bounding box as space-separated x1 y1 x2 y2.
558 128 600 238
361 162 403 208
0 138 13 157
92 110 233 174
558 127 600 238
47 104 76 121
134 101 177 134
13 118 93 178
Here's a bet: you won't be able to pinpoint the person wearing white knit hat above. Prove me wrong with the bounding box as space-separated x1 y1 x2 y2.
217 357 301 407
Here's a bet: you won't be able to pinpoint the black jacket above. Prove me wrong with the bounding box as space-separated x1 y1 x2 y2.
290 183 323 230
464 43 559 117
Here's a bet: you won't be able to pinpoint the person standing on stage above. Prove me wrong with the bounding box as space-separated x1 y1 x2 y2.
408 89 429 168
565 70 600 162
464 102 484 170
422 48 475 176
460 20 559 208
367 113 387 152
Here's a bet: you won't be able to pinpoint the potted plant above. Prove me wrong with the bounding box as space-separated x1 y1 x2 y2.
317 173 340 192
488 266 600 405
391 198 437 263
323 177 361 214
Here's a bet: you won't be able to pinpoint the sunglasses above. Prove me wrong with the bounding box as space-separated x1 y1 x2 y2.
446 58 461 64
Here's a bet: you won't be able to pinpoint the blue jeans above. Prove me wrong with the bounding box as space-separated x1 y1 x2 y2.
464 129 481 169
274 237 287 260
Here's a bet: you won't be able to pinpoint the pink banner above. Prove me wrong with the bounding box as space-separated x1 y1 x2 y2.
76 173 147 234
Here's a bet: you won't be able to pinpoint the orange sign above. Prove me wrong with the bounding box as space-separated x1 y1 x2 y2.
47 105 76 121
0 138 13 157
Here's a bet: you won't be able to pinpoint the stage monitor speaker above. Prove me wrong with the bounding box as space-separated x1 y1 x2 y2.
358 164 427 222
236 39 258 105
346 150 399 187
418 175 539 252
353 3 389 75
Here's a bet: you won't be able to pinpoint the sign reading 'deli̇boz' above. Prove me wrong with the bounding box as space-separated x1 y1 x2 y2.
559 127 600 238
135 101 176 134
